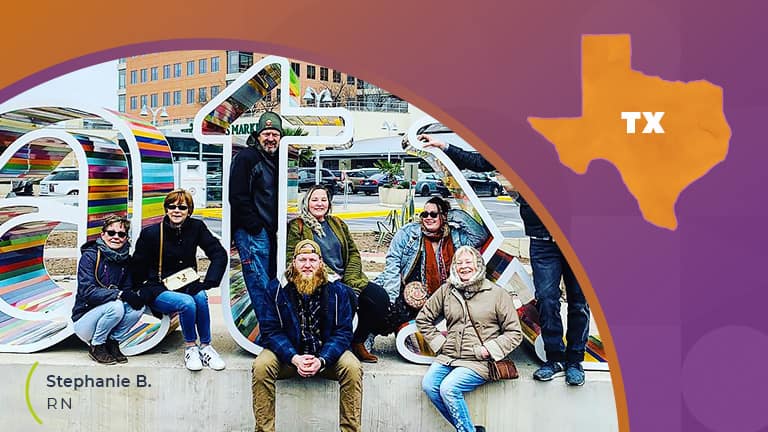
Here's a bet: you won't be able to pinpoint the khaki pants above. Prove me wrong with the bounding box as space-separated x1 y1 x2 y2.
252 349 363 432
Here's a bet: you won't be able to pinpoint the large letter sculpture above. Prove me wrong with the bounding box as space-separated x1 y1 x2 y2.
193 56 354 354
0 104 176 354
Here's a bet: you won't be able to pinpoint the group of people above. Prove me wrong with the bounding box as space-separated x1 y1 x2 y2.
69 111 591 432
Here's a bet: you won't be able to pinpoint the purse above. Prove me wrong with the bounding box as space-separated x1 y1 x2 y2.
403 281 429 309
158 224 199 292
465 297 519 381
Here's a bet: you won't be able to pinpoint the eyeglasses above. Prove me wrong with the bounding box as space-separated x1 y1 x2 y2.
104 230 128 238
165 204 188 211
420 211 441 219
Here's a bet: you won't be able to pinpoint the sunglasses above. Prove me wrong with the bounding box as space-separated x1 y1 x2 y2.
420 211 441 219
104 230 128 238
165 204 189 211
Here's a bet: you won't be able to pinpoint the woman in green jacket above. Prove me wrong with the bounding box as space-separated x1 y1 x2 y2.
286 185 389 362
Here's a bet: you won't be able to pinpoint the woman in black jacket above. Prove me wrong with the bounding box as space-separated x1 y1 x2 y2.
72 214 145 365
132 189 228 371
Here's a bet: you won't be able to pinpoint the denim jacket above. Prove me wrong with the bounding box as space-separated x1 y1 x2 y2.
374 209 490 304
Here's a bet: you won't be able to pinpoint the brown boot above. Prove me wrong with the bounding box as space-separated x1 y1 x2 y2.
89 344 117 365
106 339 127 363
352 342 378 363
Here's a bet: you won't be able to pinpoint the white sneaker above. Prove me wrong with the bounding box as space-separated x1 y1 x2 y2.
184 346 203 371
199 345 226 371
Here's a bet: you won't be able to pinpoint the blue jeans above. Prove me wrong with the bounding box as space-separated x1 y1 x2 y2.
233 227 273 312
151 290 211 344
422 363 486 432
530 238 590 363
73 300 145 345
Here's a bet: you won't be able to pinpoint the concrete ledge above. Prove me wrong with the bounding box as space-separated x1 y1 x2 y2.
0 324 617 432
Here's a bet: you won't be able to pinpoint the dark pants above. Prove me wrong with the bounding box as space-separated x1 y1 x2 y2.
530 238 590 363
352 282 390 343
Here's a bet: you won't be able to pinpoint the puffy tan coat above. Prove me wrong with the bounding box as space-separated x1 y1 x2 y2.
416 279 522 380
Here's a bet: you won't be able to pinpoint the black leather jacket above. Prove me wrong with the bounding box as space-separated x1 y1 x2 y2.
228 145 280 235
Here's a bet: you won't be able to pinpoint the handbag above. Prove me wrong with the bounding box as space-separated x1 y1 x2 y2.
158 224 199 292
403 281 429 309
465 296 519 381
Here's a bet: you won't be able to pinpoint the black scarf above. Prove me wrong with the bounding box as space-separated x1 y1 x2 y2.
95 238 130 264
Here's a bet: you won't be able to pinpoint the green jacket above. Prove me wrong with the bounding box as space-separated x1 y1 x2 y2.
285 215 368 293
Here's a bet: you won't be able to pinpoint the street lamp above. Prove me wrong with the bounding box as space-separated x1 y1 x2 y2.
381 121 398 162
302 87 334 185
140 104 169 126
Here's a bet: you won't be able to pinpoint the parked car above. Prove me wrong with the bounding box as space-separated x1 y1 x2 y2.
40 168 80 196
297 168 341 196
462 170 503 197
414 173 449 197
344 168 381 194
357 173 405 195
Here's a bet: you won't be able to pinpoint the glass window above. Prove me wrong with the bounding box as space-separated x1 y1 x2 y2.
118 95 126 112
357 79 365 89
211 56 220 72
186 89 195 104
151 67 158 81
347 75 355 85
118 70 126 89
198 87 207 103
140 68 147 83
174 63 182 78
187 61 195 76
307 65 316 79
130 70 137 84
173 90 182 105
140 95 147 108
291 62 300 77
130 96 137 110
118 58 126 64
333 70 341 83
320 67 328 81
199 58 207 74
211 85 220 98
163 64 171 79
163 92 170 107
150 93 158 108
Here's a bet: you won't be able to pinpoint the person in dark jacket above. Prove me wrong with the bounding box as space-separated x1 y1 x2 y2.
252 239 362 432
132 189 228 371
420 133 591 386
72 214 145 365
229 111 283 314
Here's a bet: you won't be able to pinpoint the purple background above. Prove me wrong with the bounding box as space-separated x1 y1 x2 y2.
2 1 766 431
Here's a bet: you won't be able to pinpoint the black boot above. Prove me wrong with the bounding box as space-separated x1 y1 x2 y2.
474 426 487 432
106 339 127 363
89 344 117 365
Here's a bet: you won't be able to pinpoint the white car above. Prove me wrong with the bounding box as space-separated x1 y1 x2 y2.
40 168 80 196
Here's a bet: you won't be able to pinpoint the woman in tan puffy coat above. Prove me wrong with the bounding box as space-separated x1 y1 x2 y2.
416 245 522 432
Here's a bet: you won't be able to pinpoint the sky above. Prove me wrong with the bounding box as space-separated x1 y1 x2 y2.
0 60 118 110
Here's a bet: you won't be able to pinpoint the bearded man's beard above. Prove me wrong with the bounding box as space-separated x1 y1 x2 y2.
290 267 327 295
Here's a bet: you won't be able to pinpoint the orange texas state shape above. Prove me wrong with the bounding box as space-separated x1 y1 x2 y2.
528 34 731 230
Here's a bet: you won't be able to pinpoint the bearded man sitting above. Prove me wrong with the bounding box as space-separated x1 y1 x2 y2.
251 239 362 432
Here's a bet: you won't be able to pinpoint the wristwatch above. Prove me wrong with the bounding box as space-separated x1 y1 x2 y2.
116 291 123 301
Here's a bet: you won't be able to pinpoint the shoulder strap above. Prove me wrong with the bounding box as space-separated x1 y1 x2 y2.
94 249 106 288
158 224 163 280
463 295 486 345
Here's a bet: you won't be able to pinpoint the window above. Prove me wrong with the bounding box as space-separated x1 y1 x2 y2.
151 67 158 81
199 58 207 74
130 70 137 84
118 70 126 89
118 95 126 113
163 92 171 107
291 62 300 77
187 61 195 76
173 90 182 105
163 64 171 79
130 96 137 110
357 79 365 89
140 95 147 108
307 65 316 79
174 63 182 78
150 93 158 108
198 87 207 103
211 85 220 99
227 51 252 73
347 75 355 85
211 56 220 72
118 58 126 64
333 70 341 83
320 67 328 81
186 89 195 104
140 68 147 83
